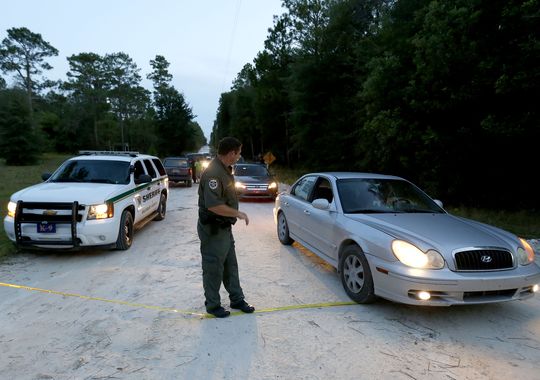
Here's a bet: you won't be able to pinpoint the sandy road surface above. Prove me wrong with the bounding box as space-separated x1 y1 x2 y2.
1 184 540 380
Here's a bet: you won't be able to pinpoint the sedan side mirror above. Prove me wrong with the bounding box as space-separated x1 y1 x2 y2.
434 199 444 209
135 174 152 184
312 198 330 210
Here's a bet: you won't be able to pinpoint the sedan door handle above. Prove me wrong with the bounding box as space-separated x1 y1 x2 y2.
303 209 310 215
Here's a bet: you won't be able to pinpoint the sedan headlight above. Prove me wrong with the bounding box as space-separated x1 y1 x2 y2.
235 181 246 189
268 182 277 189
517 238 535 265
87 203 114 220
392 240 445 269
7 201 17 218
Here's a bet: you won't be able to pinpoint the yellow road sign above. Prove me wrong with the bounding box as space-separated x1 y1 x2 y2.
263 151 276 165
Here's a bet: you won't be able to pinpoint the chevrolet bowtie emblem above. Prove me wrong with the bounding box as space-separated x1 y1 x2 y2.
43 210 57 216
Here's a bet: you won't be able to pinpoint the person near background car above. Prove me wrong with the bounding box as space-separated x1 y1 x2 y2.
190 158 197 183
195 158 203 183
197 136 255 318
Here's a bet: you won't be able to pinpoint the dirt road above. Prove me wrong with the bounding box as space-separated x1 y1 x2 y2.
1 184 539 379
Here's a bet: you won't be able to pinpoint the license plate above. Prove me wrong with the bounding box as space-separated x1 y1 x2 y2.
37 222 56 233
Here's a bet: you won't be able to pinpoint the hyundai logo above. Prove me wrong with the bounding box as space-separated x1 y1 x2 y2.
480 255 492 263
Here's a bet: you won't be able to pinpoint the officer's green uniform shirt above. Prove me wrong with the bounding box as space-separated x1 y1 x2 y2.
198 158 238 218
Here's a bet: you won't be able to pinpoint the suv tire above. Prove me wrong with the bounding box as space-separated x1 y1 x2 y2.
154 193 167 221
116 210 134 250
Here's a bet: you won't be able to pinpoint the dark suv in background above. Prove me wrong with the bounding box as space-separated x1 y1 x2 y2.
163 157 192 187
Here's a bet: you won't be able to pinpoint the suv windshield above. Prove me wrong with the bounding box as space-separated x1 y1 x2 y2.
49 160 131 185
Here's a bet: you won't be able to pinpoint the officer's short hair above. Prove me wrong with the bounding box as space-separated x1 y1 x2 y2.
218 137 242 155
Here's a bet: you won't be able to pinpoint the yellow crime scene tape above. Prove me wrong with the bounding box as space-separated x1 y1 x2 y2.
0 281 357 319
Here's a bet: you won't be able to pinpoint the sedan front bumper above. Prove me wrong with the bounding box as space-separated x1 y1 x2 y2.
368 254 540 306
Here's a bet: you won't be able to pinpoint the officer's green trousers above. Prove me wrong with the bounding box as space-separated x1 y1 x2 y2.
197 221 245 311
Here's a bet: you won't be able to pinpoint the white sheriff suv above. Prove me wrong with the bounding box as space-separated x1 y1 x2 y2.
3 151 169 250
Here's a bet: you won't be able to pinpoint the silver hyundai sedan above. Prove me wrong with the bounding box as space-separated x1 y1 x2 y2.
273 172 540 306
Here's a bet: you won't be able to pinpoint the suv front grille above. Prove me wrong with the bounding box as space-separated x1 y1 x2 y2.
17 202 84 222
454 249 513 271
14 201 84 247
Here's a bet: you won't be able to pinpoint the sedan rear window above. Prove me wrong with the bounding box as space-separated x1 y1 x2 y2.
163 158 189 168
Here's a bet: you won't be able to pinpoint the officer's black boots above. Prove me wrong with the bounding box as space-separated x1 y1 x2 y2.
207 306 230 318
231 300 255 313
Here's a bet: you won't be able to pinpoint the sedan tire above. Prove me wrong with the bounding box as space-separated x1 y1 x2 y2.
277 212 294 245
339 245 376 304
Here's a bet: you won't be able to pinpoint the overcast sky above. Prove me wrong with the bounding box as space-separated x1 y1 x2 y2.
1 0 285 140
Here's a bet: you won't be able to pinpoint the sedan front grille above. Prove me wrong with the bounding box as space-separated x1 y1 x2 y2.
454 249 513 271
245 184 269 190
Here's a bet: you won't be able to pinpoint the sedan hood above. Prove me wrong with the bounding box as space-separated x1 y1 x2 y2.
346 213 517 252
11 182 125 205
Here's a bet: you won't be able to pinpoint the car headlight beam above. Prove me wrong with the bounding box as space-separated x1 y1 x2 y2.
392 240 445 269
87 203 114 220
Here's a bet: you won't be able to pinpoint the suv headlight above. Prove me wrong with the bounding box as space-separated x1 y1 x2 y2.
269 182 277 189
392 240 445 269
235 181 246 189
517 238 535 265
7 201 17 218
87 203 114 220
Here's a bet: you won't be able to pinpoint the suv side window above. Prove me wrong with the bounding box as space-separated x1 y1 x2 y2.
291 176 316 201
133 161 145 181
143 159 157 178
152 158 166 176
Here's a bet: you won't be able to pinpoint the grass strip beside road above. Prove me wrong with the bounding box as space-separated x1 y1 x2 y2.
0 153 71 260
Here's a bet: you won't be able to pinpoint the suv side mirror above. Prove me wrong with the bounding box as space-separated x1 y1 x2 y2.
135 174 152 184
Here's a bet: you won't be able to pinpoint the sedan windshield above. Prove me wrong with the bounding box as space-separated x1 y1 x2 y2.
233 165 269 176
49 160 131 185
337 178 444 214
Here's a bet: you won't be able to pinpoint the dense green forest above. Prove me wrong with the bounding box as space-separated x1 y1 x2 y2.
210 0 539 210
1 0 538 210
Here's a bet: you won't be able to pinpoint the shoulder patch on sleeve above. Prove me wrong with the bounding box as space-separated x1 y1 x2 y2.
208 178 218 190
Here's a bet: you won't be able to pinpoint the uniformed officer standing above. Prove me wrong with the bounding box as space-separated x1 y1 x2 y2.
197 137 255 318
